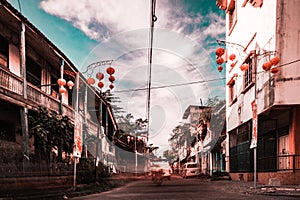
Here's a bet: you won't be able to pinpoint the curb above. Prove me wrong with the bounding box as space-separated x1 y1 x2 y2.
253 186 300 197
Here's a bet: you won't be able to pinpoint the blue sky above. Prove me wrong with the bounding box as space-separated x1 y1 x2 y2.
8 0 226 155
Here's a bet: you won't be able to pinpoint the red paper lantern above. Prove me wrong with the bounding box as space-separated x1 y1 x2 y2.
216 57 224 65
270 57 280 66
57 78 66 86
109 75 115 83
59 86 67 93
67 80 74 89
229 53 236 61
106 66 115 75
240 63 249 71
270 67 279 74
262 62 272 71
96 72 104 80
218 65 223 72
109 84 114 90
97 81 104 89
87 77 95 85
216 47 225 57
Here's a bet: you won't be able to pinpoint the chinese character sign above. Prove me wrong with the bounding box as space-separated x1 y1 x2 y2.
250 100 257 149
74 112 82 157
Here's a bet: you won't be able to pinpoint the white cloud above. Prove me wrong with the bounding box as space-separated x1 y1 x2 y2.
202 13 226 38
40 0 151 40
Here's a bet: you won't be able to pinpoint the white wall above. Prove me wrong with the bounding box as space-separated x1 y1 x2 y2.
226 0 277 131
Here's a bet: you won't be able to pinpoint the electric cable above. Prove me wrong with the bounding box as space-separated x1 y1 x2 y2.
146 0 157 141
113 58 300 93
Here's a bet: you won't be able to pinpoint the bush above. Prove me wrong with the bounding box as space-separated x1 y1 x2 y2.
76 158 111 184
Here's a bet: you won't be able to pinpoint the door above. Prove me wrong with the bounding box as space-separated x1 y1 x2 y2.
278 135 289 170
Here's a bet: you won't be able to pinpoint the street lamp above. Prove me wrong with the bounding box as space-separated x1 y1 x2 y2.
75 60 117 185
79 60 117 160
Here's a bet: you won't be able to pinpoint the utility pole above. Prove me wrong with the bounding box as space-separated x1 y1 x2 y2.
20 22 29 172
58 60 64 162
135 133 138 175
95 101 103 182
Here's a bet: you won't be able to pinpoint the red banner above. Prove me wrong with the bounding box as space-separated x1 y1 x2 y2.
73 112 82 157
250 100 257 149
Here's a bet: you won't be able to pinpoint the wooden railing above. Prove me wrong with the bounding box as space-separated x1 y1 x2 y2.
0 67 23 95
0 67 74 119
87 118 98 134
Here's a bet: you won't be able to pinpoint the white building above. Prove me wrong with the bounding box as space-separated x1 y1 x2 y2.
216 0 300 184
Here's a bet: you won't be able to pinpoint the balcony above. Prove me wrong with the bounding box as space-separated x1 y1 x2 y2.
0 67 74 119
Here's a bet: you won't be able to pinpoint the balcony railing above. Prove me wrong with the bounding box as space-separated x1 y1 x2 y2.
258 154 300 172
0 67 23 95
87 118 98 134
0 67 74 119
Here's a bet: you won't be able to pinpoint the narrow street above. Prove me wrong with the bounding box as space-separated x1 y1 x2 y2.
71 176 295 200
1 1 300 199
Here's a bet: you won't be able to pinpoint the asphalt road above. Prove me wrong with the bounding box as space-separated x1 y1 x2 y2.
70 176 295 200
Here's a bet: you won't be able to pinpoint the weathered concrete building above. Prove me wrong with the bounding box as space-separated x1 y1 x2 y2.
216 0 300 184
0 0 119 189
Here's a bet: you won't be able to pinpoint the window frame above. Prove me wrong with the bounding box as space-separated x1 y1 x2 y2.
26 56 42 86
242 53 256 94
227 0 237 35
0 34 9 68
227 75 237 106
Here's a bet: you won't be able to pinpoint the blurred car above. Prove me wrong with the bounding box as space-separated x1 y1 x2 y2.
181 162 200 178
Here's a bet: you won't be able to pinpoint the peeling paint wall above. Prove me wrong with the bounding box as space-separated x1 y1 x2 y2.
274 0 300 105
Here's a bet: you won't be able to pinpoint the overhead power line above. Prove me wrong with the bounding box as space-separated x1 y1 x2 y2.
113 58 300 94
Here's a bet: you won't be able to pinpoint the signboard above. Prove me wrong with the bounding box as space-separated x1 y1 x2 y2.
73 112 82 157
250 100 257 149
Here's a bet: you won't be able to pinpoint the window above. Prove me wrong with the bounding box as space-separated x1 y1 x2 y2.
243 53 256 92
192 113 200 120
237 122 251 144
0 34 9 68
229 121 253 172
227 76 236 105
227 0 237 34
26 57 41 86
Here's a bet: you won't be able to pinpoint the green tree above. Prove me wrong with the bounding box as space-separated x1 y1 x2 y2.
101 89 125 116
28 106 74 163
163 149 177 163
113 113 150 153
203 96 226 136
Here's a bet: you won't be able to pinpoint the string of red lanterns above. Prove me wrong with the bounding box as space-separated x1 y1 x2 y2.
215 47 226 72
57 77 74 93
86 65 116 90
215 46 280 74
